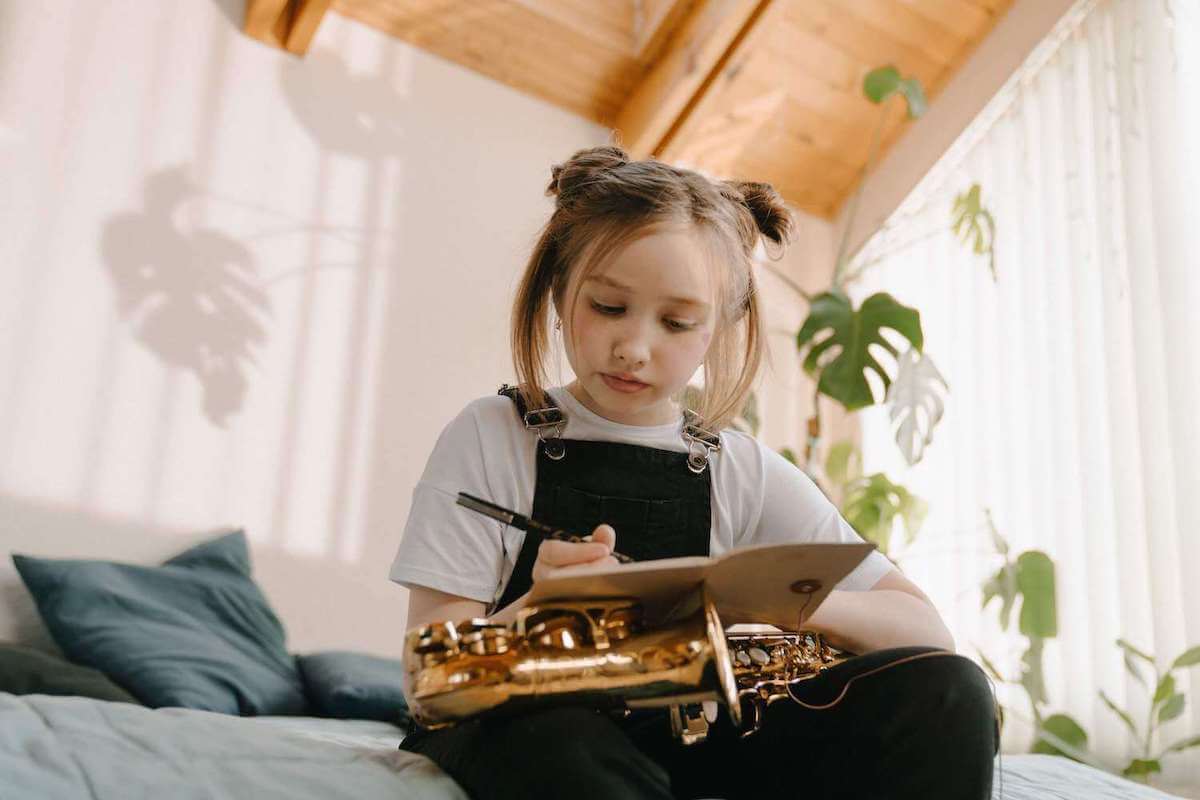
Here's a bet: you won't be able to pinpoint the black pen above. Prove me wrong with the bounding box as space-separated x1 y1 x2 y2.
455 492 635 564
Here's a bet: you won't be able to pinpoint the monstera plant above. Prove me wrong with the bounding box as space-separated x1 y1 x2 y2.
760 65 960 475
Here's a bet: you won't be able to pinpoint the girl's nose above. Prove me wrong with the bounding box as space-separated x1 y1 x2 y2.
613 330 650 366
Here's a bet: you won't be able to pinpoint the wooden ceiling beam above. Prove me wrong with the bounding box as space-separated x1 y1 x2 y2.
612 0 773 159
631 0 694 63
507 0 636 55
243 0 333 56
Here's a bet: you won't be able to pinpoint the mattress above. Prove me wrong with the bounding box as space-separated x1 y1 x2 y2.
0 693 1185 799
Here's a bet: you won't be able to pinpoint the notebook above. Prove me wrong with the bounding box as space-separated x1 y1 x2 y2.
521 542 875 627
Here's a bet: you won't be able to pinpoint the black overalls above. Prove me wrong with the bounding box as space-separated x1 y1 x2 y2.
401 385 998 800
492 383 717 611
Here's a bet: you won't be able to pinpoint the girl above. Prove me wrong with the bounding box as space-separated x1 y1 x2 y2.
392 145 997 799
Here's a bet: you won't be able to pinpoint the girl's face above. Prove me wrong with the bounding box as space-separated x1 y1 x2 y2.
560 226 717 426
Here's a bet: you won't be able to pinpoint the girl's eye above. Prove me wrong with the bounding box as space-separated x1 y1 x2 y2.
590 301 624 315
590 300 695 332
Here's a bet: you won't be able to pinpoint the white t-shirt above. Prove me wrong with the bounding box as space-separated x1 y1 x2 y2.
389 386 893 608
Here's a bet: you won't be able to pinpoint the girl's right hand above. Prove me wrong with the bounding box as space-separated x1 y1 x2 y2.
531 524 619 583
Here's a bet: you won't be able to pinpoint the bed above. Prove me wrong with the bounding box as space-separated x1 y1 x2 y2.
0 692 1187 800
1 530 1188 799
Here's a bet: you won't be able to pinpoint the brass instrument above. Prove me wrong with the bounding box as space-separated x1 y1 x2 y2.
403 592 849 744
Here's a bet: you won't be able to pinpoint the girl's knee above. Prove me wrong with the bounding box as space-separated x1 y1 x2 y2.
915 655 999 749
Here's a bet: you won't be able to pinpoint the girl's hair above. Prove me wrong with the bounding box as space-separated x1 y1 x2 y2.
511 144 794 431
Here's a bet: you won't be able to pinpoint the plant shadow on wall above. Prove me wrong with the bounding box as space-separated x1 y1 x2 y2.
101 167 269 427
99 45 407 428
280 50 408 157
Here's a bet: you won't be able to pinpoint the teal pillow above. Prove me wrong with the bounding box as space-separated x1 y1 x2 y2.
12 531 307 716
296 650 410 726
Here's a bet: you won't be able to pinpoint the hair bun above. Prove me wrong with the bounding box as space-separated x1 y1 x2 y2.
726 180 794 246
547 145 631 204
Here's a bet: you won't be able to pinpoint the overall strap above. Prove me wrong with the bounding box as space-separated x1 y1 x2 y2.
498 384 566 460
497 384 722 472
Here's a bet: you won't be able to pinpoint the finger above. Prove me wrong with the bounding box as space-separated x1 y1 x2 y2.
537 538 611 567
590 524 616 551
543 555 620 580
533 554 618 583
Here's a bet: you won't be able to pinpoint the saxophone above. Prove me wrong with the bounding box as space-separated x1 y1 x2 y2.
403 591 848 744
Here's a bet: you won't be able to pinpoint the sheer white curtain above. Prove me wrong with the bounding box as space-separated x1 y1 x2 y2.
851 0 1200 792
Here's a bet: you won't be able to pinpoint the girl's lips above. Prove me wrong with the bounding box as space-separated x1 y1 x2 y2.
601 373 649 393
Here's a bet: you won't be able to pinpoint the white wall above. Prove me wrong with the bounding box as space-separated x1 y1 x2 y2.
0 0 825 657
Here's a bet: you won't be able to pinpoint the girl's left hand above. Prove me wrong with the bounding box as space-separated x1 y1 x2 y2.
532 524 619 582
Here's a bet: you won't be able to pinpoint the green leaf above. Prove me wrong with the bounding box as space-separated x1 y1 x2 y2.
863 66 902 104
1158 693 1185 723
982 564 1018 631
1117 639 1155 665
1020 638 1047 707
841 473 925 557
1016 551 1057 638
1098 690 1139 739
1166 734 1200 753
1171 645 1200 670
884 348 948 466
1032 713 1089 762
1153 674 1176 707
824 440 860 486
1122 759 1162 780
862 66 926 118
896 491 928 546
1123 651 1149 689
796 291 923 411
950 184 997 281
779 447 798 467
899 78 927 118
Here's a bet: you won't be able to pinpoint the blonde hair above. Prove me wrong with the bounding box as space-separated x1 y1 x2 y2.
510 145 794 431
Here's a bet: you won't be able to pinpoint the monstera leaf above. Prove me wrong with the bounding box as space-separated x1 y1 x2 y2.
841 472 927 556
796 291 923 411
952 183 997 281
886 348 948 466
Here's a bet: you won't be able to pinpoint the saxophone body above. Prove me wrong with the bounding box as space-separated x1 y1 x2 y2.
404 592 848 743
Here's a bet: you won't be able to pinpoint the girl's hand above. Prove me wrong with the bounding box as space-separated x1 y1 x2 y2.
532 524 619 583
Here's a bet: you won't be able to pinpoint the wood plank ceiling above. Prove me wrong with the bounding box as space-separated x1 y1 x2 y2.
245 0 1013 220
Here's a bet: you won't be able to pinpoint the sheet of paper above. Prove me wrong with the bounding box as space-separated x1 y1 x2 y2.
527 542 874 626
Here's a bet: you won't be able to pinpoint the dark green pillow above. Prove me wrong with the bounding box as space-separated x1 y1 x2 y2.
12 531 307 716
296 650 409 726
0 642 140 703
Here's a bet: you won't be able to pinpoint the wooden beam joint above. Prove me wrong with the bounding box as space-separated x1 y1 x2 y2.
243 0 332 56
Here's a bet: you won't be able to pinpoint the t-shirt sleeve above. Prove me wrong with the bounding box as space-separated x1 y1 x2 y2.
746 441 893 592
389 403 506 603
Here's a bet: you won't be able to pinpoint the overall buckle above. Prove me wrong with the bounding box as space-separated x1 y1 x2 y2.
682 410 721 474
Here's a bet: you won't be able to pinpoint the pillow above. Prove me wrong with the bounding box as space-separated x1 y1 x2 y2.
12 530 308 716
296 650 410 726
0 642 141 704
